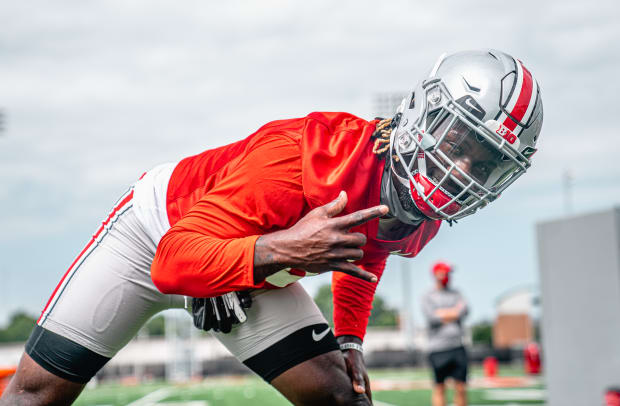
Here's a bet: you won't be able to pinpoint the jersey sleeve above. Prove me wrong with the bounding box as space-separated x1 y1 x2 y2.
331 256 387 339
151 134 305 297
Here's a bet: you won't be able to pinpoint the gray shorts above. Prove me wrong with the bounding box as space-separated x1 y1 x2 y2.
36 190 328 363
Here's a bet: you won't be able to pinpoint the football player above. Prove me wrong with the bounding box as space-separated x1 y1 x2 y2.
1 49 543 406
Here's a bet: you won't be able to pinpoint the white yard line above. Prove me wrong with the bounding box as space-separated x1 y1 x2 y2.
126 388 173 406
484 388 546 401
376 400 544 406
373 400 538 406
376 402 543 406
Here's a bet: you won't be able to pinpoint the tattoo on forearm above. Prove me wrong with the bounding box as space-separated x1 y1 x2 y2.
253 238 286 282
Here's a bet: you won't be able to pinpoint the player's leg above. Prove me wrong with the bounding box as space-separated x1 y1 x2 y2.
270 350 370 405
213 283 370 406
452 346 469 406
432 383 446 406
429 351 448 406
0 352 86 406
0 197 182 405
454 380 467 406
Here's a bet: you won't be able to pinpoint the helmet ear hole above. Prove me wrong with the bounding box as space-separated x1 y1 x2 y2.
391 112 403 128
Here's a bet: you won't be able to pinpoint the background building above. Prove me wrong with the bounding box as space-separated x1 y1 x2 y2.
493 287 536 349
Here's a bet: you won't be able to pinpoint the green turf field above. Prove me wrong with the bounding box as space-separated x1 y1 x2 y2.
74 367 546 406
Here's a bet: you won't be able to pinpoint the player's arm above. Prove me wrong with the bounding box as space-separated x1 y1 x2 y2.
152 192 386 297
433 299 467 323
435 308 459 323
253 191 387 284
151 136 387 298
454 293 469 319
337 334 370 400
422 294 443 327
151 136 306 297
331 258 387 401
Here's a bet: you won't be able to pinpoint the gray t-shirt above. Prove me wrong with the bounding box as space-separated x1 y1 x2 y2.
421 287 468 353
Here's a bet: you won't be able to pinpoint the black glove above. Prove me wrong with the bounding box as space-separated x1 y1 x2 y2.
192 291 252 334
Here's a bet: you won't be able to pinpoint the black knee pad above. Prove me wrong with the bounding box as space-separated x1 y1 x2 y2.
26 325 110 383
243 323 339 383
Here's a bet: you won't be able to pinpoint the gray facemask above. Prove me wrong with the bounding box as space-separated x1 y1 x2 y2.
380 162 426 226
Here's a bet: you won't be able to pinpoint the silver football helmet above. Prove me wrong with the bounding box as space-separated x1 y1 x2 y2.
388 49 543 222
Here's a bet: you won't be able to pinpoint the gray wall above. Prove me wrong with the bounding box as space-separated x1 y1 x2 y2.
537 207 620 406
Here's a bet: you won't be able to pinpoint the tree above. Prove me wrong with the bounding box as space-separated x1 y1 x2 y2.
144 315 166 337
0 311 36 343
471 321 493 347
368 295 398 327
313 285 334 326
313 284 398 328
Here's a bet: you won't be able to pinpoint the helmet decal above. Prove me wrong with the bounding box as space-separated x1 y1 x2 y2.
498 60 539 136
462 76 481 93
455 96 486 120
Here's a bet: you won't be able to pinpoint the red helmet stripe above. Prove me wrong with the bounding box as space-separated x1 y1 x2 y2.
503 61 534 131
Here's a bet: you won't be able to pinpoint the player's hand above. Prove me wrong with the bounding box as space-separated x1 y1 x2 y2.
254 191 388 283
338 335 372 401
436 308 460 323
191 291 252 333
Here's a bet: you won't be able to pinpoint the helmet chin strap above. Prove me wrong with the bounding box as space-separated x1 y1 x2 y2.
380 164 425 225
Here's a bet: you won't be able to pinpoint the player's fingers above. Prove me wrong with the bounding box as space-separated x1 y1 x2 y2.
327 248 364 262
323 191 348 218
364 372 372 401
336 232 367 248
333 204 389 229
332 262 377 283
350 359 366 394
204 299 215 331
214 297 232 334
353 376 365 394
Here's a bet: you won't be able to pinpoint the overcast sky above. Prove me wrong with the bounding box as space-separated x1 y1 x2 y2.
1 0 619 327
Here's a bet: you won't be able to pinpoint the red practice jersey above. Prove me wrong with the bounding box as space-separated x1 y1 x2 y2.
150 112 441 339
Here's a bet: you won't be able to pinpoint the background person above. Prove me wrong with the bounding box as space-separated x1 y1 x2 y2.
422 261 469 406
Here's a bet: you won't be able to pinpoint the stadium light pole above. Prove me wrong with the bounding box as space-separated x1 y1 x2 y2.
400 257 414 350
0 267 6 325
164 309 195 382
0 109 5 136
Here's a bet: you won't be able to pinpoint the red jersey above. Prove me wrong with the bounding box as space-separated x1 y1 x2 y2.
149 112 441 339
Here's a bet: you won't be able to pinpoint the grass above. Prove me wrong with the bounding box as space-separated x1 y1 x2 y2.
74 366 546 406
74 379 291 406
